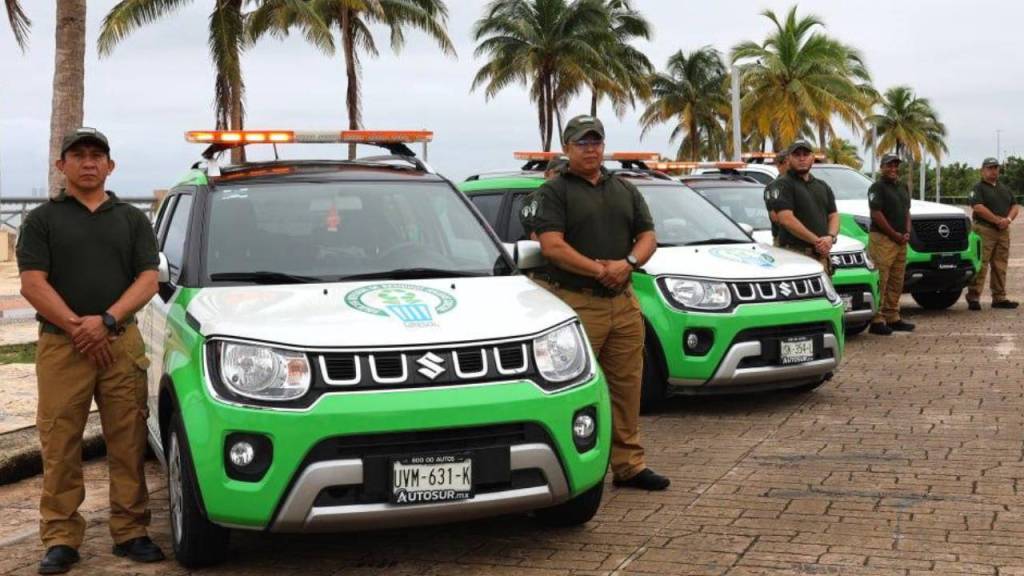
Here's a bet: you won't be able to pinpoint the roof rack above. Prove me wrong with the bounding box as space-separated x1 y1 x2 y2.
678 173 761 184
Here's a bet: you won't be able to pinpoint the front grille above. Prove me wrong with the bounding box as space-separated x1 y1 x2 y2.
319 341 532 390
735 322 833 342
830 251 866 269
730 275 827 304
911 217 968 253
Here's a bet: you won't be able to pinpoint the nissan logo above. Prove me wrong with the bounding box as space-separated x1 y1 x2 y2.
937 224 951 238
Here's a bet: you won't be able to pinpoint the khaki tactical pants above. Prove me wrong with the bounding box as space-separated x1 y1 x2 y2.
967 224 1011 303
536 281 646 481
868 232 907 324
35 324 152 548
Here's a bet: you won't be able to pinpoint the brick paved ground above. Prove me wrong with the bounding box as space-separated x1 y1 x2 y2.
0 227 1022 575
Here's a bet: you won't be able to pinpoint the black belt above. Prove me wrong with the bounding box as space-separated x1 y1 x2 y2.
40 317 136 336
548 282 625 299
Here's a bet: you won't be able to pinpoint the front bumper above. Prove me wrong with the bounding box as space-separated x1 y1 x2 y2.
832 273 877 327
172 359 610 530
635 274 845 394
903 256 976 293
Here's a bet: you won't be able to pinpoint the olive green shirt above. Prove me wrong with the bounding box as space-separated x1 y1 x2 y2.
532 169 655 291
970 180 1017 227
868 178 911 234
16 190 160 323
774 170 837 250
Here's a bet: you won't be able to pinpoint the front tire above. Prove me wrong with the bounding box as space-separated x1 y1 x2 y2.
911 289 963 310
845 322 869 336
168 414 229 568
533 481 603 527
639 345 666 414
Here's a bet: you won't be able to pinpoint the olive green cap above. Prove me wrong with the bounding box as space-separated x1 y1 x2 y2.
61 127 110 155
880 153 902 166
787 139 814 154
562 115 605 145
982 157 1000 168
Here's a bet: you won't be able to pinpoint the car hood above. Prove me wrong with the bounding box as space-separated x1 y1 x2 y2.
837 199 968 218
644 243 823 280
187 276 576 348
750 230 864 254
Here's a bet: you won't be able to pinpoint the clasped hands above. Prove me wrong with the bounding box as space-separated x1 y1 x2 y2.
594 259 633 291
67 315 117 369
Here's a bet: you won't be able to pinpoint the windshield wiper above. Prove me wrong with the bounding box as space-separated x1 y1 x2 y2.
339 268 487 281
209 271 325 284
683 238 751 246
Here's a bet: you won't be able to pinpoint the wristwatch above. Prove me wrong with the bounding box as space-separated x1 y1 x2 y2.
626 254 640 269
829 234 838 243
101 312 118 333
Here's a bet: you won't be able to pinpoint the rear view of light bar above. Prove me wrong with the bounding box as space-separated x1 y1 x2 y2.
185 130 433 145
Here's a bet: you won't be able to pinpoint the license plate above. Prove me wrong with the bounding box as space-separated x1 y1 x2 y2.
780 337 815 365
391 455 473 505
936 254 960 270
841 295 854 312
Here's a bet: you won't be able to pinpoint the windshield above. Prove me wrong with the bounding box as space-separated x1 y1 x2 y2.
811 166 873 201
205 181 509 282
694 186 773 230
635 183 751 246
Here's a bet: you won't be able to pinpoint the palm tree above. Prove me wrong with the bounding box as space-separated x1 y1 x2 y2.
824 137 862 170
868 85 947 193
48 0 86 196
4 0 31 51
472 0 614 151
586 0 652 117
639 47 728 161
250 0 455 160
731 6 873 151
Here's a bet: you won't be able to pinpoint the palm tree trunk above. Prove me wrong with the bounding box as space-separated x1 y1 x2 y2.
48 0 86 197
342 7 360 160
817 122 827 150
537 74 547 150
229 75 245 164
590 90 598 117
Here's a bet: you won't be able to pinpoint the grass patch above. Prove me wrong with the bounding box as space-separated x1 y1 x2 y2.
0 342 36 364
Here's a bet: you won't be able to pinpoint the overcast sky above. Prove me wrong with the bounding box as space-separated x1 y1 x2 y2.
1 0 1021 197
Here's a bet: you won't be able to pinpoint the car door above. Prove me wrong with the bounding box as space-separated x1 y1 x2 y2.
145 189 194 447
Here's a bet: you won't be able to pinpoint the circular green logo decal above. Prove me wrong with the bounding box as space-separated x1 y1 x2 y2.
708 247 777 268
345 283 457 326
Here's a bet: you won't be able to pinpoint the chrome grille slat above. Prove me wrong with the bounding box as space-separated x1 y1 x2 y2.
727 275 827 305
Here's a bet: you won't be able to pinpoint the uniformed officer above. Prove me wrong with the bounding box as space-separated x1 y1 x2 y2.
520 156 568 240
763 151 789 246
774 140 840 274
867 154 915 335
532 115 669 491
16 128 165 574
966 157 1020 310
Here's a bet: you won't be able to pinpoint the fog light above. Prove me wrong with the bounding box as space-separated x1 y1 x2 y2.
572 407 598 452
683 328 713 356
573 414 595 440
686 332 700 350
229 441 255 467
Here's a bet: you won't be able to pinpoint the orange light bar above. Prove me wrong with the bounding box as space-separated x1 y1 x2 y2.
606 152 661 162
186 130 296 144
185 129 431 145
514 151 564 161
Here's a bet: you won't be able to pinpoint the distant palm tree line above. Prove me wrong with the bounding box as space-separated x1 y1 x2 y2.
6 1 947 182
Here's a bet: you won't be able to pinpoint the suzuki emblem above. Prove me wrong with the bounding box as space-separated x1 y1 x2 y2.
778 282 793 297
416 352 446 380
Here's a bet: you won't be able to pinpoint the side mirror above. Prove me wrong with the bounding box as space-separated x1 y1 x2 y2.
158 252 170 284
514 240 546 270
738 222 754 236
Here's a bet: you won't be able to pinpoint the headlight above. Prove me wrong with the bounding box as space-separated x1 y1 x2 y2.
862 250 876 271
853 215 870 233
821 273 840 304
533 323 588 387
219 342 311 401
660 277 732 311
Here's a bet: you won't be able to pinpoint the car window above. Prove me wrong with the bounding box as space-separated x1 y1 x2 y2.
507 193 528 242
695 187 773 230
635 184 750 246
162 194 193 284
204 181 507 282
740 171 775 185
811 166 874 201
468 194 503 228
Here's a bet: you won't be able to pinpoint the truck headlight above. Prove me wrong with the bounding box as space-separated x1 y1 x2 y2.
659 277 732 311
822 273 841 305
219 342 311 401
533 323 588 388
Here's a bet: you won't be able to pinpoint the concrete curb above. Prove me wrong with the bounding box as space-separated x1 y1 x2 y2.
0 413 105 485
